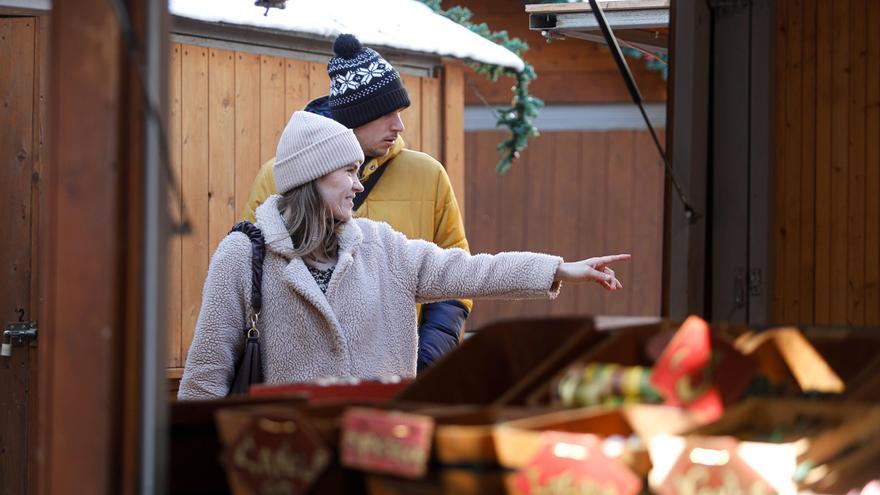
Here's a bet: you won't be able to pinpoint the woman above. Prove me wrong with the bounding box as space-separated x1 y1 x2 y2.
178 112 629 399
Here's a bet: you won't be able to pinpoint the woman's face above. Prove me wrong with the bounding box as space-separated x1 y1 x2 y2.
316 163 364 221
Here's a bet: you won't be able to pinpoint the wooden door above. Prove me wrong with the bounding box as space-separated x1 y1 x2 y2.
0 15 47 495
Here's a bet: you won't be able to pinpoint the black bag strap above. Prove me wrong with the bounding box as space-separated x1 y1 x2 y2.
353 160 391 211
229 221 266 315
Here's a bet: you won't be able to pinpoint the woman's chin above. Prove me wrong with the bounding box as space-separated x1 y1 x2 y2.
334 208 353 222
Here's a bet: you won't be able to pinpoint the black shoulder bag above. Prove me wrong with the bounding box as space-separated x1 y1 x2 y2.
228 221 266 396
353 160 390 211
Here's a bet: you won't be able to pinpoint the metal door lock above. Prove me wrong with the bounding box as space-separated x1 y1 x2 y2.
2 321 38 357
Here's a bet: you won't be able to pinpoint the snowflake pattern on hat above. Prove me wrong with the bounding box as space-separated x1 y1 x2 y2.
330 58 393 97
326 35 410 129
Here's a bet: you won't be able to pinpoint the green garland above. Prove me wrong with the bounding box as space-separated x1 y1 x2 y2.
419 1 543 173
622 47 668 80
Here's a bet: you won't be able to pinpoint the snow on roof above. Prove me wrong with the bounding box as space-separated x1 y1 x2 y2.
169 0 526 72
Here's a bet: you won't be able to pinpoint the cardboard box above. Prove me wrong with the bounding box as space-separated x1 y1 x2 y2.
411 404 559 466
798 326 880 400
395 316 601 406
492 404 699 471
648 398 874 495
732 327 844 395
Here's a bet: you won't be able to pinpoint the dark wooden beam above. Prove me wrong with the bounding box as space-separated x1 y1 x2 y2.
38 0 151 493
663 0 710 318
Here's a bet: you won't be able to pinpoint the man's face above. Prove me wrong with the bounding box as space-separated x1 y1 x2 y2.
353 110 405 158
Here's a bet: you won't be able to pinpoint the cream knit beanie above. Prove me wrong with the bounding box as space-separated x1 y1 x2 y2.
273 111 365 194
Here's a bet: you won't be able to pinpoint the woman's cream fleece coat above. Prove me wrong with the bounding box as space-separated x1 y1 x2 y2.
178 195 562 399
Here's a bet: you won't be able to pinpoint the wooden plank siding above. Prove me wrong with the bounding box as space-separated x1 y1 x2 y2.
464 130 665 330
166 42 449 371
167 44 183 368
866 0 880 326
774 0 880 326
0 17 36 495
29 17 48 493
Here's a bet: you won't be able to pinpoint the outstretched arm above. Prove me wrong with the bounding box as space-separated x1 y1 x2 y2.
554 254 631 291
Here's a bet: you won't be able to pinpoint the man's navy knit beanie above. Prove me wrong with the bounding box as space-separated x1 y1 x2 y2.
327 34 411 129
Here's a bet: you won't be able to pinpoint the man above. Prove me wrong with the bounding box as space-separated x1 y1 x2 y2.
243 34 471 373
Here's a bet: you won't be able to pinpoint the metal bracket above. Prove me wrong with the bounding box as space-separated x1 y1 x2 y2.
4 321 38 345
749 269 763 297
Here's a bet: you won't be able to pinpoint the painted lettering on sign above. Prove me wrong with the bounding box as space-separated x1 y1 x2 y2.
341 429 429 467
340 407 434 478
521 467 623 495
673 466 774 495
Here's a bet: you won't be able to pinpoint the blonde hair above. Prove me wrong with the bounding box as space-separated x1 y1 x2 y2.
276 181 342 262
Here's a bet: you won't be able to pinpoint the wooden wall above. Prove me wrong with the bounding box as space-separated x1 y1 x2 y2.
0 16 46 495
773 0 880 326
165 42 449 373
464 130 665 330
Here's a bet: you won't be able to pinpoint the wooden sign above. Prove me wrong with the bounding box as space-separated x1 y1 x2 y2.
514 431 642 495
654 436 782 495
651 316 756 421
340 407 434 479
219 408 330 495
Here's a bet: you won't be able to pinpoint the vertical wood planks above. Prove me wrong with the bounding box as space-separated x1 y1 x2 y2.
813 0 832 324
0 18 35 495
800 0 816 324
633 131 664 317
234 52 260 218
578 132 608 317
846 0 866 326
400 74 422 151
208 49 236 254
783 0 802 323
180 45 209 355
166 44 183 367
28 17 48 491
550 132 581 316
604 131 635 315
467 132 503 326
775 0 880 327
443 63 466 216
829 0 850 324
259 55 285 164
284 58 309 119
308 61 326 100
865 0 880 326
421 77 442 160
773 0 788 323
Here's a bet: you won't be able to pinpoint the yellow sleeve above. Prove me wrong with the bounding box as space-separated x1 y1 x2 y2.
242 158 278 223
432 165 474 313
